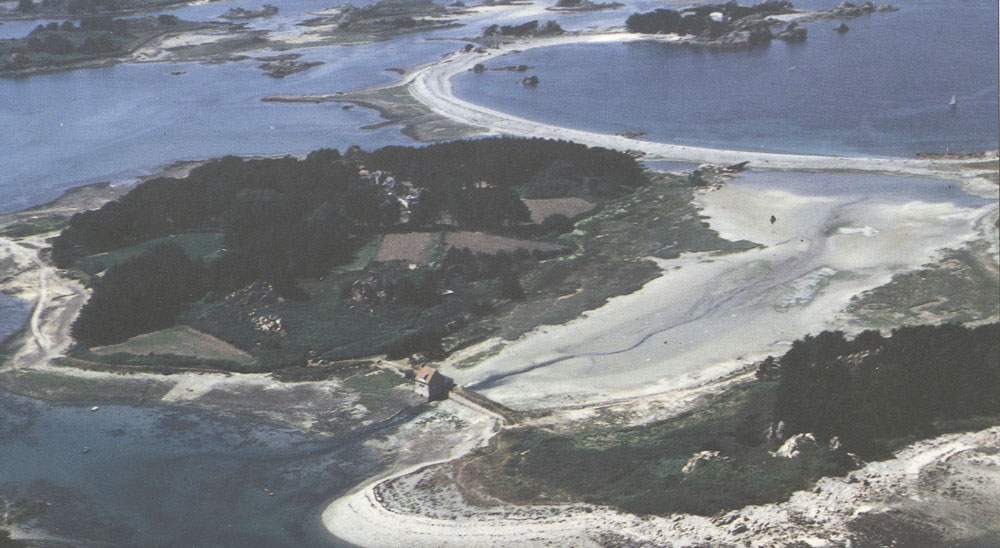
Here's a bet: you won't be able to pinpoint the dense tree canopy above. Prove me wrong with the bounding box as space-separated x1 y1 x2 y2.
71 243 204 345
772 323 1000 455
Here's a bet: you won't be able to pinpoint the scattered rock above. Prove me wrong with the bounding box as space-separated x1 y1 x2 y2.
521 75 539 86
252 314 285 334
835 23 849 33
225 280 283 308
714 510 740 526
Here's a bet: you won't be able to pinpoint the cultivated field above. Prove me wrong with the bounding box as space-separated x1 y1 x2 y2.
375 232 438 262
523 197 594 223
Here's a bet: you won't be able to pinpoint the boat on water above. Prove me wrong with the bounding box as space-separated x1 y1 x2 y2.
949 94 958 108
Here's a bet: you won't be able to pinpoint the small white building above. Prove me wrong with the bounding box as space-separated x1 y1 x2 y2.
414 365 452 401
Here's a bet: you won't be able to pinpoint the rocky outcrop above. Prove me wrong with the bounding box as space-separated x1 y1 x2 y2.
351 275 405 313
219 4 278 20
767 420 787 442
772 432 817 458
548 0 624 12
776 21 806 42
831 1 875 17
521 75 539 86
806 1 897 20
682 450 730 473
257 60 324 78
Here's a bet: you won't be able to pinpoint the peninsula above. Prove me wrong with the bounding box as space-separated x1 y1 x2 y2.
0 0 997 546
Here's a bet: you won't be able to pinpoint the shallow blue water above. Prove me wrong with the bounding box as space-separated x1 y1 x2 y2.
0 285 375 548
0 295 31 344
0 389 407 547
454 0 999 157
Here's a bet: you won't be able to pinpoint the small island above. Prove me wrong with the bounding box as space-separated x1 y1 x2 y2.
218 4 279 20
1 0 210 19
547 0 623 12
293 0 466 46
625 0 896 49
0 15 227 75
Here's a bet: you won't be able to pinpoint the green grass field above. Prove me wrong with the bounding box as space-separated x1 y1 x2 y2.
90 326 255 366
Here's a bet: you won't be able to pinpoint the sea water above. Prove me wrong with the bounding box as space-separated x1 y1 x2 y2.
453 0 999 157
0 31 467 214
0 295 31 345
0 388 407 547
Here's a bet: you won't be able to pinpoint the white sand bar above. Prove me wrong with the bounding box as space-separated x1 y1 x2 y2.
441 172 997 409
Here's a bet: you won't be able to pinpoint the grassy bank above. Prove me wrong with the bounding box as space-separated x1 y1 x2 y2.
457 381 850 515
457 378 1000 517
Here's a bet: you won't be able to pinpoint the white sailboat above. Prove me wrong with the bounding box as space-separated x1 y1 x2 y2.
949 94 957 108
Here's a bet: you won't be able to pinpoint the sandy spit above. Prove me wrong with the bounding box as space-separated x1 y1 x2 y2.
406 31 997 176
